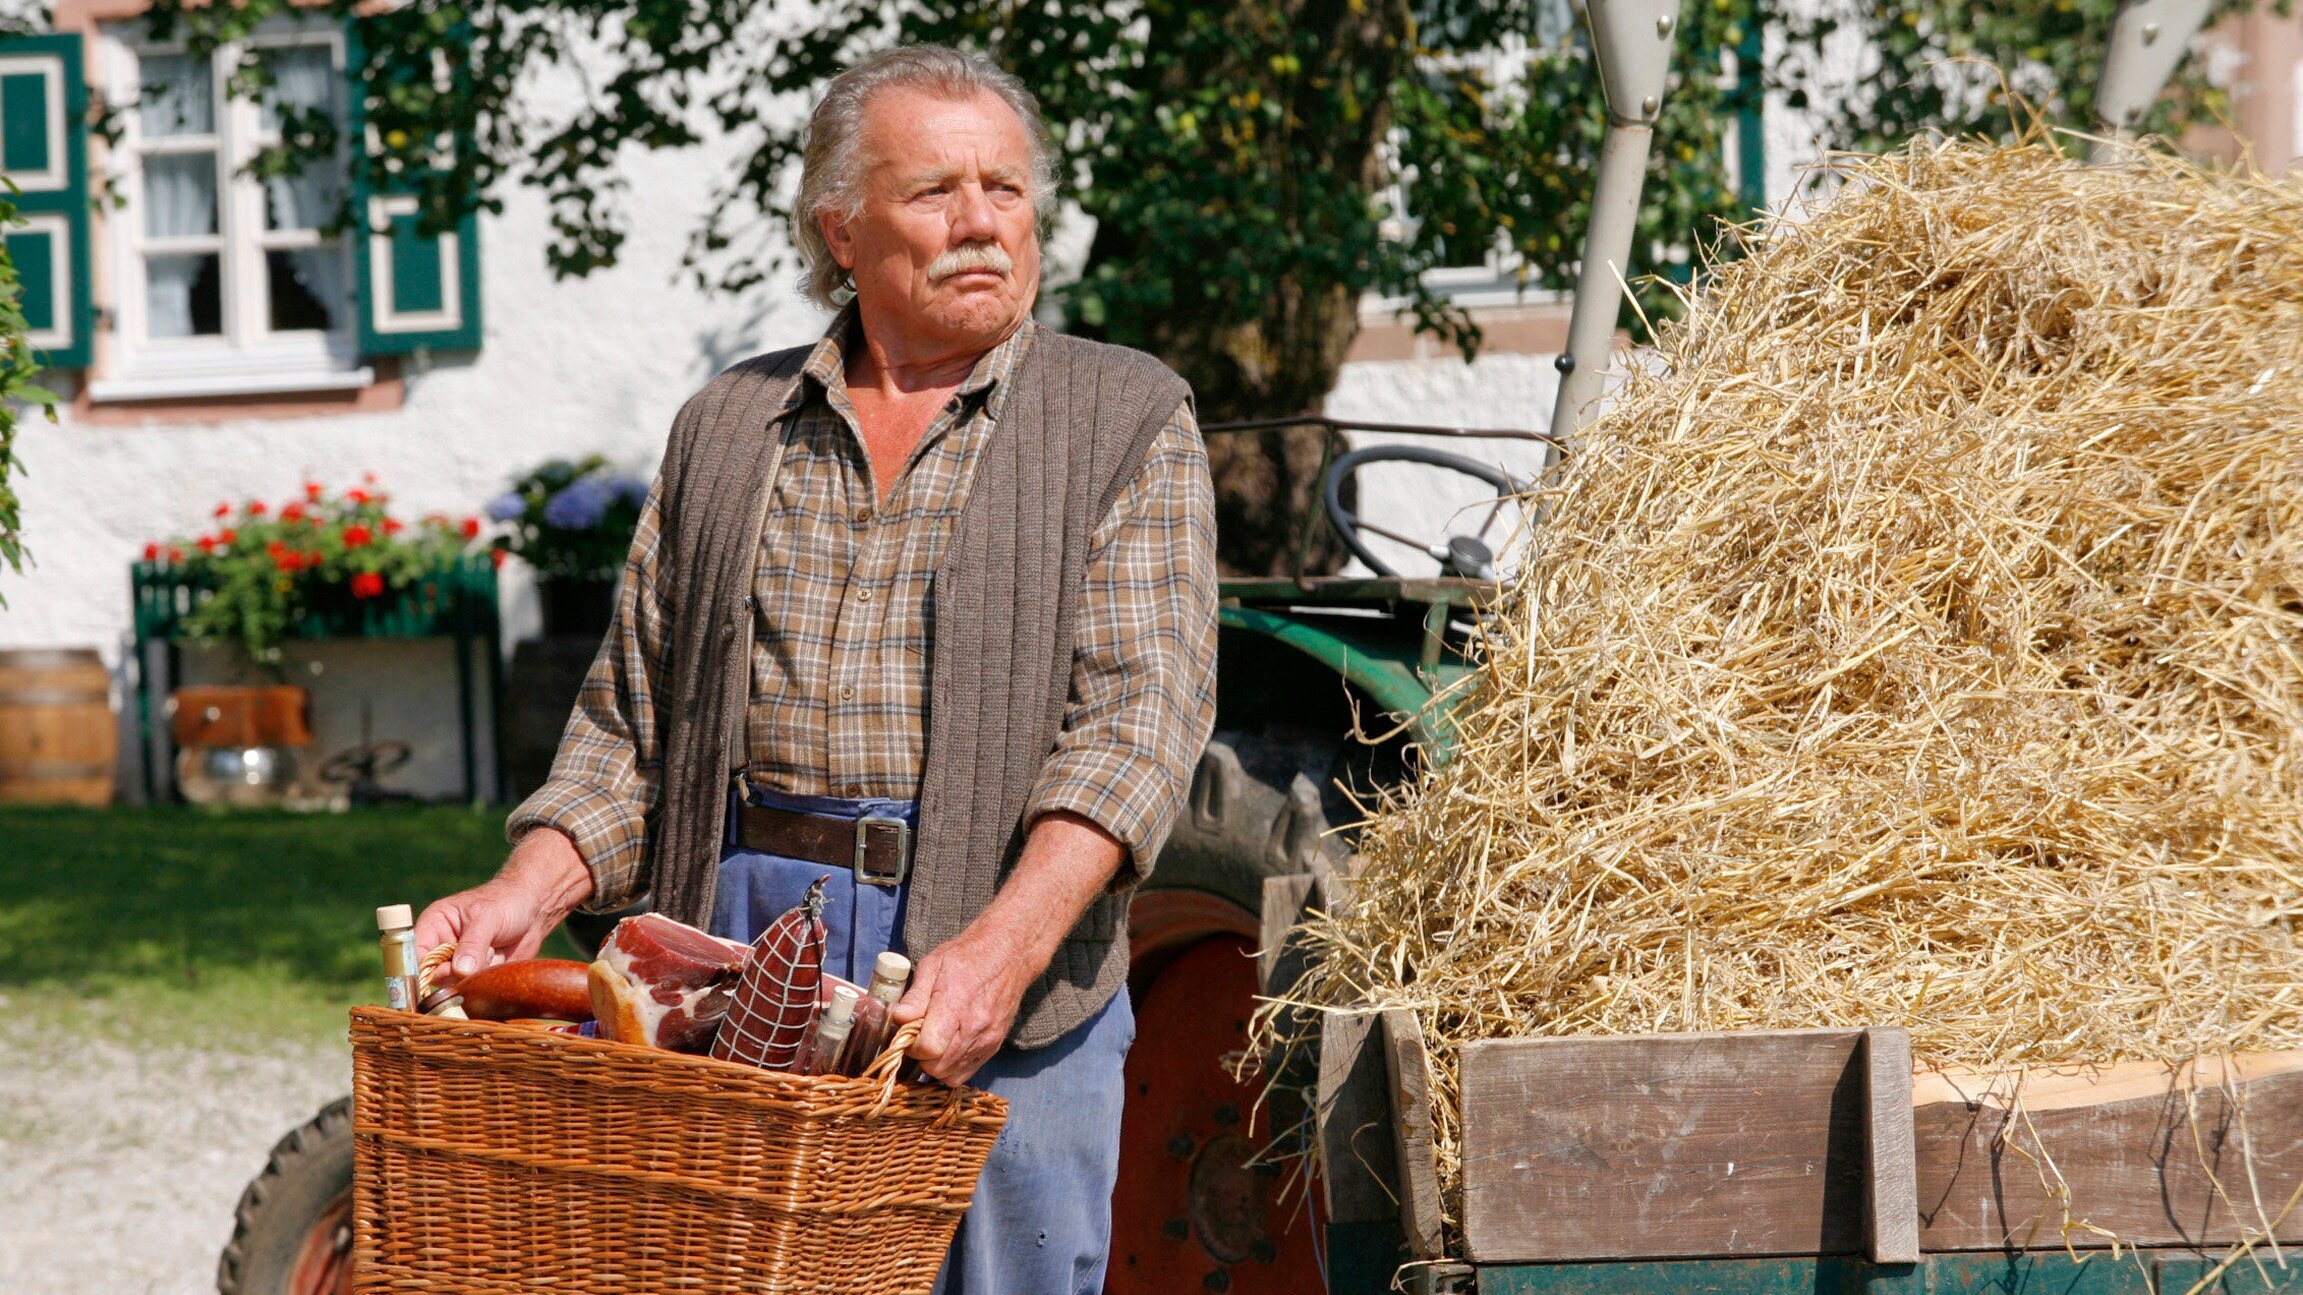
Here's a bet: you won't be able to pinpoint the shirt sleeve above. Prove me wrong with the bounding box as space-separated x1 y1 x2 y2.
504 474 673 911
1024 401 1219 885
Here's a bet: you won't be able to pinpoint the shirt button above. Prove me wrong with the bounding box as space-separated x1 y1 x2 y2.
854 508 871 524
857 587 873 602
845 783 864 797
840 685 855 700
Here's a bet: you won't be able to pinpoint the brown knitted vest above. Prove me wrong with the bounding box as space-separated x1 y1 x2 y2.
641 329 1192 1047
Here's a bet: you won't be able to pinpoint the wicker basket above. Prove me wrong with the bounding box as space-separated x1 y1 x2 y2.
349 1005 1008 1295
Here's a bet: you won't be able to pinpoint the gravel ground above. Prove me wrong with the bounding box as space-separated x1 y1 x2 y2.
0 999 351 1295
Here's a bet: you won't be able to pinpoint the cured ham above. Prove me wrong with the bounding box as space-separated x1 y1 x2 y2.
587 914 748 1053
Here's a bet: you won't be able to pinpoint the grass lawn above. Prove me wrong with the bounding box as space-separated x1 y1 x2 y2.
0 805 586 1048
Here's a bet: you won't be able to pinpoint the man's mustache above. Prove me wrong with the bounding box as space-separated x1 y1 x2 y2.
930 242 1014 281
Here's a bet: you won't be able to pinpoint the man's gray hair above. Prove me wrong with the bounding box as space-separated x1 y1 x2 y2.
793 44 1058 310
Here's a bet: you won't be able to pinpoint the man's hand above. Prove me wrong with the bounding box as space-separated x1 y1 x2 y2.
414 828 597 983
891 928 1039 1084
889 811 1124 1084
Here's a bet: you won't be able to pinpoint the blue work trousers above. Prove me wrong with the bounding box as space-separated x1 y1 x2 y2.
710 786 1135 1295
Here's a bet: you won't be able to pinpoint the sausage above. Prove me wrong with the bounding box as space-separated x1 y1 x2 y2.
456 958 595 1022
712 876 830 1070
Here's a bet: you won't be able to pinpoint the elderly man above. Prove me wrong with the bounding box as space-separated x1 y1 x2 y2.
413 43 1217 1294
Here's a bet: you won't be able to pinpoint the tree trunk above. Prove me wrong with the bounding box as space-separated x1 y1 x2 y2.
1080 0 1412 576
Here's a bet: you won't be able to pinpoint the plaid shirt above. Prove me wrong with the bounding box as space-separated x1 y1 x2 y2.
510 312 1217 911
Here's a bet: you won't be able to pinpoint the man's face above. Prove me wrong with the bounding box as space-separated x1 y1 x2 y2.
822 86 1043 351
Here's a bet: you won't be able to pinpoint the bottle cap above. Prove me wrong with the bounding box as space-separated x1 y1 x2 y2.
873 951 912 982
376 903 414 930
827 983 862 1024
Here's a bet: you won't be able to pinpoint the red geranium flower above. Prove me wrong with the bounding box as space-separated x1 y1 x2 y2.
350 572 385 599
280 502 306 522
490 547 508 569
168 546 185 562
383 517 405 536
343 524 373 548
197 535 218 553
460 517 481 540
305 482 324 502
248 501 268 517
143 542 160 562
213 503 231 518
347 488 371 505
219 528 237 545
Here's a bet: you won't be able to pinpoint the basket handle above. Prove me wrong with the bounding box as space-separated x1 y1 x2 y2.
863 1019 923 1087
416 944 456 997
865 1019 970 1121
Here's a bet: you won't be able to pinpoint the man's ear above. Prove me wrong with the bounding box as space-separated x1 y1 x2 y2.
820 209 857 270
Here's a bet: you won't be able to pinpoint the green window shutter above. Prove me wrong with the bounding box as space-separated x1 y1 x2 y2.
0 33 92 369
345 18 481 355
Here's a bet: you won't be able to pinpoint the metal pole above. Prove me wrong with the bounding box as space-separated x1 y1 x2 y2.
2090 0 2212 164
1545 0 1684 465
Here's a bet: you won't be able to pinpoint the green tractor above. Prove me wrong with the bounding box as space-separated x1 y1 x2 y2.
213 421 1541 1295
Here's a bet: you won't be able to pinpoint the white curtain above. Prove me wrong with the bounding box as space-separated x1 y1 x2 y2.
144 253 211 338
143 153 216 238
143 151 217 339
260 46 343 231
138 53 212 137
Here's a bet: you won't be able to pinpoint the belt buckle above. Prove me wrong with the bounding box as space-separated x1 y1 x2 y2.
854 813 912 887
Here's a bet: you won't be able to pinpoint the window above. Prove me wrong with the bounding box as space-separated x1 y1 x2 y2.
95 20 370 400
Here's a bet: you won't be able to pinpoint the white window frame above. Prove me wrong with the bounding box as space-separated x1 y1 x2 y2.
94 19 371 401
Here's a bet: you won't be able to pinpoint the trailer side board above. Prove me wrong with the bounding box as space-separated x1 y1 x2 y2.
1460 1028 1877 1263
1914 1063 2303 1251
1460 1028 2303 1266
1475 1250 2303 1295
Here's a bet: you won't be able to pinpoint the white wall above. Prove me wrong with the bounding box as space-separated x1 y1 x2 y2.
1325 353 1559 581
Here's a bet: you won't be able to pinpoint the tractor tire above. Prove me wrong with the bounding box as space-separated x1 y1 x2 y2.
1110 731 1353 1295
217 1097 355 1295
1146 729 1352 910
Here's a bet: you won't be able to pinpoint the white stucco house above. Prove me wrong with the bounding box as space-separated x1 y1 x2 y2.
1 1 2296 802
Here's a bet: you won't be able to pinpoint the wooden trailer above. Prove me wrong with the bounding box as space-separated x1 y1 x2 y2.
1264 872 2303 1295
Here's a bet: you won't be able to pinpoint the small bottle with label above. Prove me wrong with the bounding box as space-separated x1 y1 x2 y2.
797 985 862 1076
845 951 912 1070
377 904 419 1012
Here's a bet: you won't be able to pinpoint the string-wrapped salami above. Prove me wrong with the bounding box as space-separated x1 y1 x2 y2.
712 876 831 1070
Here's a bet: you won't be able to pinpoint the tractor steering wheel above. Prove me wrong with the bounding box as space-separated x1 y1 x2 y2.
1321 443 1529 580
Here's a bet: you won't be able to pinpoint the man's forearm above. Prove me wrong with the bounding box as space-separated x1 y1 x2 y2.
959 810 1125 977
418 826 600 978
503 827 598 918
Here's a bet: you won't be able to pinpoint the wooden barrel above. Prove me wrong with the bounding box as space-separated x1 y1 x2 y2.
0 648 118 806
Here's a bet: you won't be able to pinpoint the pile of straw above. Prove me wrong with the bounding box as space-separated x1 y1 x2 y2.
1271 138 2303 1224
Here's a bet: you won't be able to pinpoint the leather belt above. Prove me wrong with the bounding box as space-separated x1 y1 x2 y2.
735 803 913 886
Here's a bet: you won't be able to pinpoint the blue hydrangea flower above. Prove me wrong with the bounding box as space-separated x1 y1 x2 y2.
484 491 527 523
542 476 616 530
613 475 649 508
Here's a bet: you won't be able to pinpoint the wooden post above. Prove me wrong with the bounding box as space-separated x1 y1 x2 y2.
1862 1026 1920 1264
1382 1008 1448 1259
